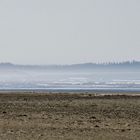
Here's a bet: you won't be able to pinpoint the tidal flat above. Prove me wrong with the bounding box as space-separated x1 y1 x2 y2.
0 92 140 140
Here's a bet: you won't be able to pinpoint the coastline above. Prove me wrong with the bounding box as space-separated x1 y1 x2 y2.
0 88 140 94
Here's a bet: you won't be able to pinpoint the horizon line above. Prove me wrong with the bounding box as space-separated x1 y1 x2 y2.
0 60 140 66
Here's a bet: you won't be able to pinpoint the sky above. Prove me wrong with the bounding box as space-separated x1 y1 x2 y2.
0 0 140 65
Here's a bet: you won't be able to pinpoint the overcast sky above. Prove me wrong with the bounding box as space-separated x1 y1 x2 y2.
0 0 140 65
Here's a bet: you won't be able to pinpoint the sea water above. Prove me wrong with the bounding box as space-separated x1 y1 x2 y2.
0 69 140 91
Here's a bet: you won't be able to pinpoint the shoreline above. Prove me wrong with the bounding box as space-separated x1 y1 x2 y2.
0 89 140 94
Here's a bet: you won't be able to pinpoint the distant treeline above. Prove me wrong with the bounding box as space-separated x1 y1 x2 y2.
0 61 140 70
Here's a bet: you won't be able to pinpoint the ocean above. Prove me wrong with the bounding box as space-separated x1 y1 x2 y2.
0 68 140 92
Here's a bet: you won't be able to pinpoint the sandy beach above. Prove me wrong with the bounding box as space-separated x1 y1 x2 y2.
0 92 140 140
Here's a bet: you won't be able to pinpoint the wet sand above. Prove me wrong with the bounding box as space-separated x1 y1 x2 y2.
0 92 140 140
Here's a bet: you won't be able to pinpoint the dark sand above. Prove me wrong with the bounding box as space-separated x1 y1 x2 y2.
0 92 140 140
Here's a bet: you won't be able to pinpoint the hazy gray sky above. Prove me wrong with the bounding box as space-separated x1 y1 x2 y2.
0 0 140 64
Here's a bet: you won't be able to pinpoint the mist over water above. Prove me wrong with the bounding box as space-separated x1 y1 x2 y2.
0 67 140 91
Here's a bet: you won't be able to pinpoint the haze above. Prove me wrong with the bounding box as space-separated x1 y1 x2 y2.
0 0 140 65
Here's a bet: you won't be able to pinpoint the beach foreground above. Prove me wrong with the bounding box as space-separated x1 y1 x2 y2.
0 92 140 140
